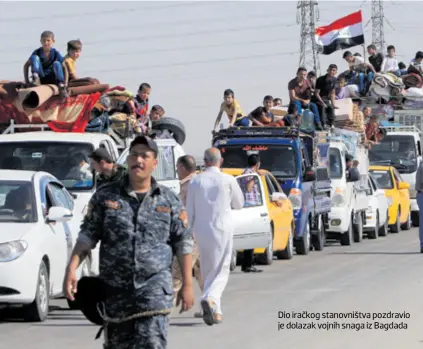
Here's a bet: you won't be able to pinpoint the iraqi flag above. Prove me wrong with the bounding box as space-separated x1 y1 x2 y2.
315 10 365 55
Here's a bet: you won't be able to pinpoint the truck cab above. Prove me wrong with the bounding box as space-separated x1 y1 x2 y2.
212 127 331 255
368 124 422 226
319 129 370 245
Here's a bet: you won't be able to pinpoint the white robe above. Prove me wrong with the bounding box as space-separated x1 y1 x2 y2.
186 166 244 315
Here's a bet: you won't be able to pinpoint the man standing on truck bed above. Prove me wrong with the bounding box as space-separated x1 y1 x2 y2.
315 64 339 129
88 148 127 188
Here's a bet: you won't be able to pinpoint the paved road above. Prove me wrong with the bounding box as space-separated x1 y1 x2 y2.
2 229 423 349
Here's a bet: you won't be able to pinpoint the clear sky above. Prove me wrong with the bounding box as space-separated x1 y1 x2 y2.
0 0 421 159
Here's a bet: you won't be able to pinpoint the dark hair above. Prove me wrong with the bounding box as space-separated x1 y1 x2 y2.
41 30 54 40
416 51 423 60
367 44 376 50
67 39 82 51
307 71 316 78
273 98 282 104
151 105 164 113
378 128 387 135
251 106 265 119
297 67 307 74
247 154 260 167
353 52 361 57
328 64 338 70
177 155 196 172
263 95 273 102
138 83 151 91
288 102 298 114
398 62 406 69
343 51 352 58
387 45 395 51
224 89 234 97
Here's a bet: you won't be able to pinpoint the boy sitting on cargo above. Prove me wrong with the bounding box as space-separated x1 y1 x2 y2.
63 39 82 82
214 89 249 131
23 30 67 98
150 105 165 121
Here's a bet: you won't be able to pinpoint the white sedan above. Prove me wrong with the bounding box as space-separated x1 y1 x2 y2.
0 170 86 321
364 174 389 238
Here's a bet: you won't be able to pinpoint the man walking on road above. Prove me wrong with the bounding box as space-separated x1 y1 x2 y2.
240 154 264 273
186 148 244 325
63 135 194 349
172 155 204 318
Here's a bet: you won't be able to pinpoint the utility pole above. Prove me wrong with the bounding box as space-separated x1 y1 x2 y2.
371 0 385 52
297 0 320 74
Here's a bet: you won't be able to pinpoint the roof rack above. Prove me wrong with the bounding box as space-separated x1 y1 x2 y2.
213 126 315 140
380 125 421 134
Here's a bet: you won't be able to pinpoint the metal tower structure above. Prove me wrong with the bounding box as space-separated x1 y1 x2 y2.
371 0 385 52
297 0 320 74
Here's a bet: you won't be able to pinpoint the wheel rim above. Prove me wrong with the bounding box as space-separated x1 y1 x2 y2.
38 270 48 314
305 222 310 250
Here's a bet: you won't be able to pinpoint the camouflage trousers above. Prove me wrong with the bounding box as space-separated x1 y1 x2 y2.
171 241 203 299
103 314 168 349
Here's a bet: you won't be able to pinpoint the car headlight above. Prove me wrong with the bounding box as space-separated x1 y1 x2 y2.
332 187 346 207
387 196 393 207
288 188 302 210
0 240 28 262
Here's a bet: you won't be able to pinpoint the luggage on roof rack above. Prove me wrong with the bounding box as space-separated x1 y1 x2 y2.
212 126 315 140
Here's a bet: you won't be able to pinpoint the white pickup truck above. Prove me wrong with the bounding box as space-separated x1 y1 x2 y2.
318 128 370 245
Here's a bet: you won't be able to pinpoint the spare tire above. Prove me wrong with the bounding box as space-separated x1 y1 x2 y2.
151 117 186 145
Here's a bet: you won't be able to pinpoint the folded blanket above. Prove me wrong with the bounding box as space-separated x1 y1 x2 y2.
402 73 423 88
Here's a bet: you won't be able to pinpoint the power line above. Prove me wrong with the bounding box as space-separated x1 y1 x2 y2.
0 2 209 22
297 0 320 73
0 37 298 65
0 22 297 53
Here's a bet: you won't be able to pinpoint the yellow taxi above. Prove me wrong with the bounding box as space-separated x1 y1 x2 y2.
222 168 295 264
369 165 411 232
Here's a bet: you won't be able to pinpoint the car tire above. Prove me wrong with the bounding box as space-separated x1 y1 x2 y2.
151 117 186 145
340 215 353 246
295 219 310 255
312 216 325 251
390 208 401 233
353 212 363 243
257 228 274 265
276 224 294 259
378 211 389 237
23 261 49 322
368 211 379 239
401 210 412 230
411 211 419 227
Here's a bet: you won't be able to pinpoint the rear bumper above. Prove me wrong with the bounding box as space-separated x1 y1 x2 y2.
234 232 271 252
326 207 351 234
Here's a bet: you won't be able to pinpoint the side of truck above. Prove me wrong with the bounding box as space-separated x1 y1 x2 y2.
319 128 370 245
212 127 331 255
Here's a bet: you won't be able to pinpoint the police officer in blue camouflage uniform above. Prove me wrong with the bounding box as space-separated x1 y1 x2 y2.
63 135 194 349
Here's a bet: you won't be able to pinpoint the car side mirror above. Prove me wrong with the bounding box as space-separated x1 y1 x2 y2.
271 192 287 202
47 206 73 223
398 182 410 190
303 167 316 182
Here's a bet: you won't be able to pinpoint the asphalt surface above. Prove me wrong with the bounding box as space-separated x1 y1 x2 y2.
1 228 422 349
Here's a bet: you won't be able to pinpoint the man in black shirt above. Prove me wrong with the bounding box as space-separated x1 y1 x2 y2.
367 44 384 73
315 64 339 128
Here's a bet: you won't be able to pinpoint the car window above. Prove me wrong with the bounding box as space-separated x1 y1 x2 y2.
236 174 264 208
369 170 394 189
0 180 37 223
264 174 276 200
48 182 73 210
393 168 403 183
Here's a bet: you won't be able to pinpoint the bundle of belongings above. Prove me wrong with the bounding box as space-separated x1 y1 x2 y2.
332 98 366 144
368 72 405 102
0 78 109 132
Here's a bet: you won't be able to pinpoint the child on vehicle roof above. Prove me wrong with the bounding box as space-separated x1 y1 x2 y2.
214 89 249 131
63 40 82 82
24 30 68 98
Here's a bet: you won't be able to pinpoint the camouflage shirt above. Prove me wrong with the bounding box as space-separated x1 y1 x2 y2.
77 175 193 312
96 164 127 189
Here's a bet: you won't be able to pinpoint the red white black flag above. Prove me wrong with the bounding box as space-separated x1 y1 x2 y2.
315 10 365 55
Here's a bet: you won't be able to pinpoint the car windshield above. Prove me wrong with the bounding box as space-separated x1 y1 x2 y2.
369 135 417 168
219 144 298 178
369 170 393 189
0 180 37 223
328 147 343 179
0 142 95 191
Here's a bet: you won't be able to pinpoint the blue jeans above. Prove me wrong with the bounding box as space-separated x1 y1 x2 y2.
234 117 249 127
293 100 321 125
417 192 423 248
30 55 65 84
353 71 374 94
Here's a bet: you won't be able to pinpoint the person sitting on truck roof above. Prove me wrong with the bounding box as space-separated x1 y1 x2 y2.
315 64 339 129
381 45 401 76
63 40 81 83
149 105 165 121
284 103 301 127
307 71 317 91
213 89 249 131
133 82 150 122
248 95 283 127
408 51 423 77
88 148 126 189
288 67 323 130
23 30 68 99
367 44 384 73
398 62 408 76
343 50 376 96
273 98 282 107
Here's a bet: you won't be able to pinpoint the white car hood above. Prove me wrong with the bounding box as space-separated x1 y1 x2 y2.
0 223 39 244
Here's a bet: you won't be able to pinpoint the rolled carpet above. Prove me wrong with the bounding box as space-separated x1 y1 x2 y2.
402 73 423 88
